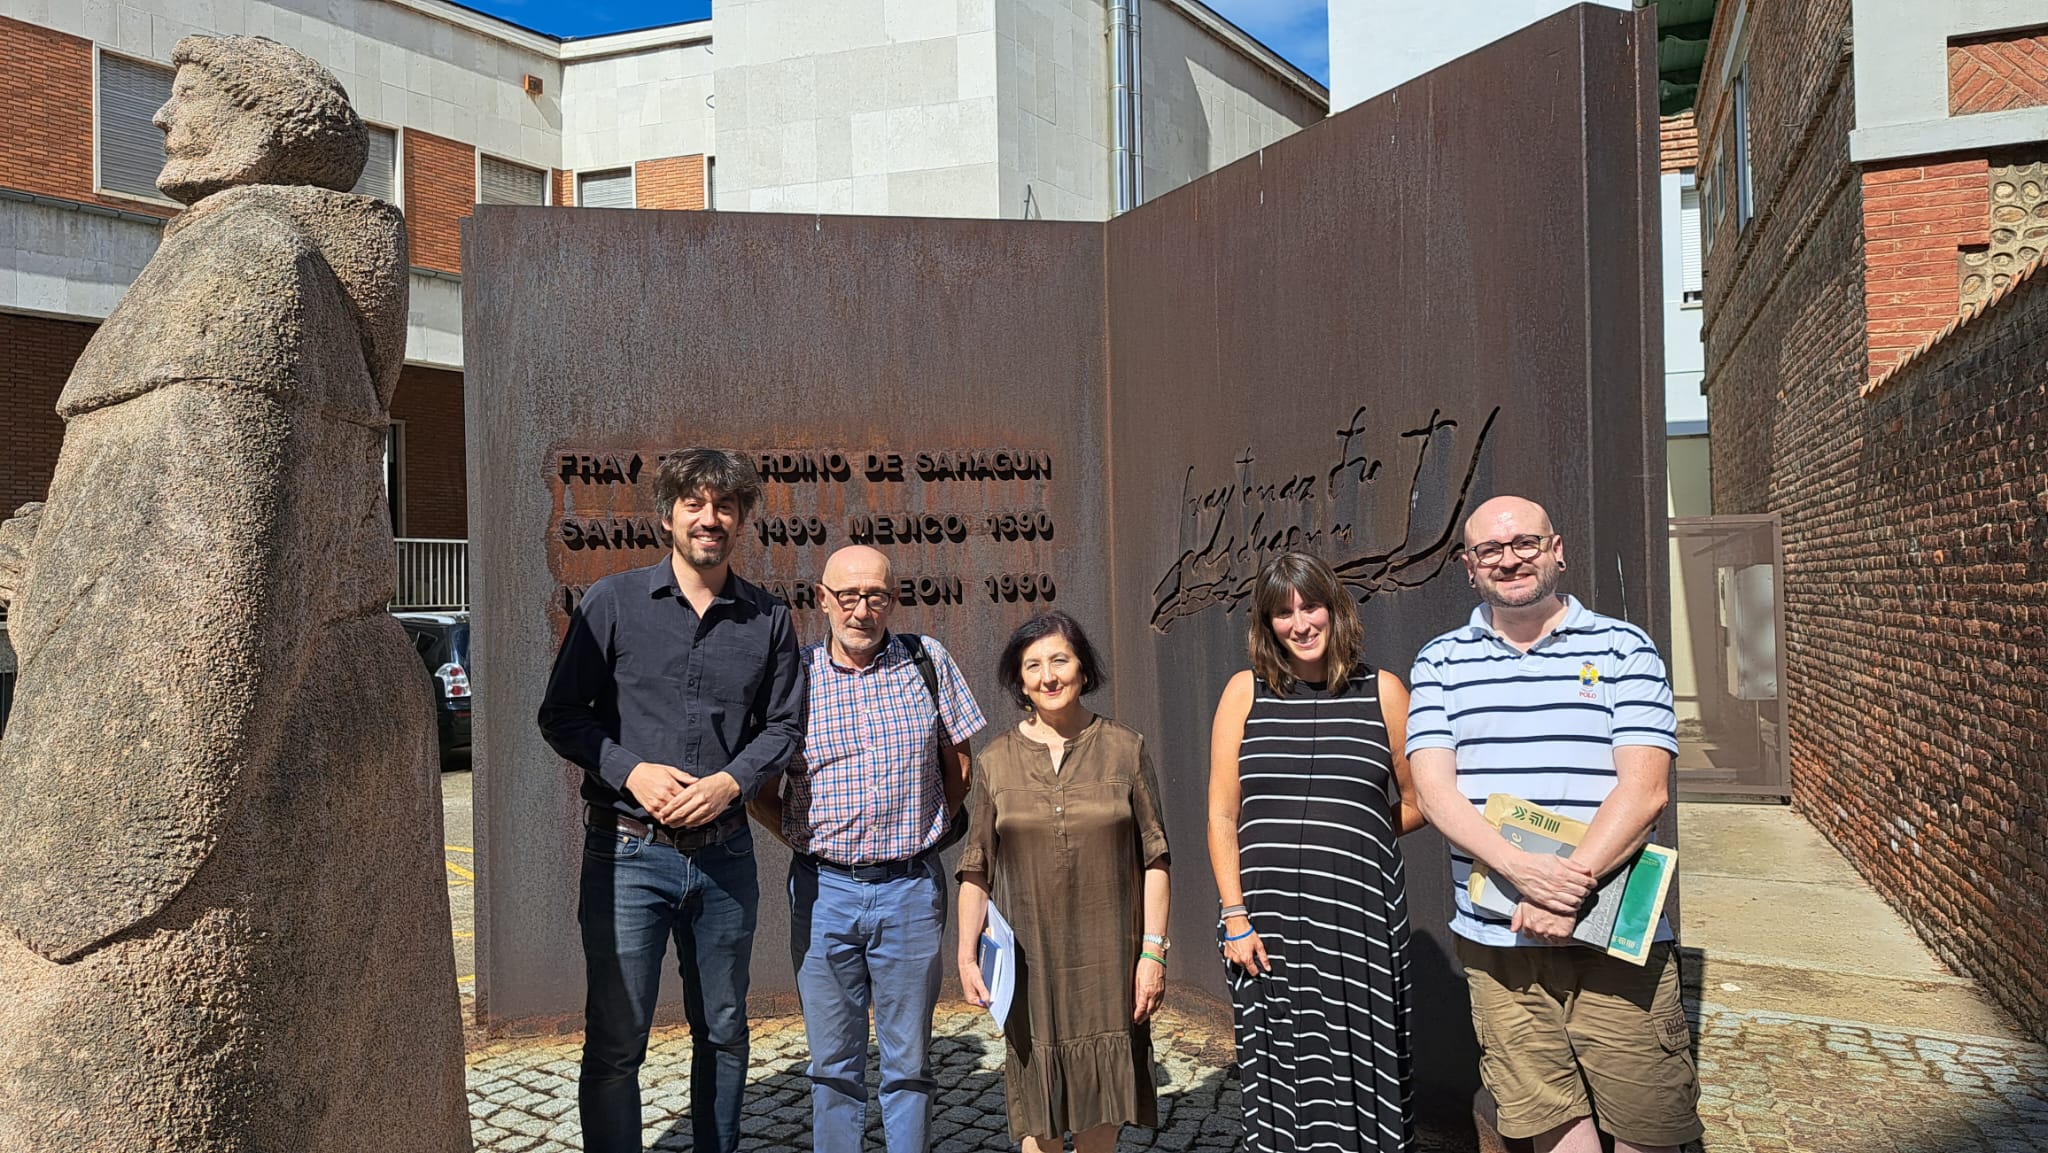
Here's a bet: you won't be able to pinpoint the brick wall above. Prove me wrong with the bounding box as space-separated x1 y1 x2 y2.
389 365 468 539
0 312 94 517
634 154 708 210
1798 269 2048 1042
552 167 572 207
1949 26 2048 116
1698 0 1861 517
1660 111 1698 173
0 15 177 218
1861 158 1992 378
1702 0 2048 1042
403 130 476 274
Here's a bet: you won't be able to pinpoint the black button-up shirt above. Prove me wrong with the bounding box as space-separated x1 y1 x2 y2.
538 559 803 820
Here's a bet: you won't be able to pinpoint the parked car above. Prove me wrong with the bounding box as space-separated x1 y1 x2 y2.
394 611 471 764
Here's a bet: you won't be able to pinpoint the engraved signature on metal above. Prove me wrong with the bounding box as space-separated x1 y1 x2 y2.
1149 405 1501 633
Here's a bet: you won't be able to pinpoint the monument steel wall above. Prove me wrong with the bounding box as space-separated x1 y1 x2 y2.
464 208 1113 1029
465 3 1663 1119
1102 8 1663 1118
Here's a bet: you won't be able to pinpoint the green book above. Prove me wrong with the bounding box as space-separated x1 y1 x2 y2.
1467 794 1677 965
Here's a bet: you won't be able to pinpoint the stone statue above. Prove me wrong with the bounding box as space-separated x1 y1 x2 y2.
0 36 471 1152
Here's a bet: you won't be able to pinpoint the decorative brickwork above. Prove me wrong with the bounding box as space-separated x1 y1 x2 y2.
1660 111 1698 172
388 365 468 539
634 154 708 210
1861 157 1992 378
0 15 177 218
1948 27 2048 116
0 313 94 517
1959 160 2048 314
1703 0 2048 1043
403 130 476 274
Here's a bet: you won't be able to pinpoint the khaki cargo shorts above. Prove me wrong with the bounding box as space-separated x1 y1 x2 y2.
1456 937 1704 1147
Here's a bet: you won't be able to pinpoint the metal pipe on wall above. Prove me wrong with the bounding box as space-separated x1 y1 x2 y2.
1111 0 1135 215
1129 0 1144 208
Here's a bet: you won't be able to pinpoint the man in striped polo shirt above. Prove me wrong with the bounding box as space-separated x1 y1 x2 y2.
753 544 986 1153
1406 496 1702 1153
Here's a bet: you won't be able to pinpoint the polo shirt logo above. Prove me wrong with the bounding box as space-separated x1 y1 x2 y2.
1579 662 1601 700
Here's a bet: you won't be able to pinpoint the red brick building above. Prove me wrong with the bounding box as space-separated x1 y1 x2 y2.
0 5 715 555
1697 0 2047 1039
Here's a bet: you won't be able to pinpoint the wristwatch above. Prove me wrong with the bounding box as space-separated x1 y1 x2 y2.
1142 933 1171 954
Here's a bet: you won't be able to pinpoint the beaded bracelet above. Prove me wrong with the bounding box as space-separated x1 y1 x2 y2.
1223 926 1255 941
1140 951 1168 967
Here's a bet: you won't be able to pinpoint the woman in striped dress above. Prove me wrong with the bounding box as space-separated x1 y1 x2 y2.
1207 552 1427 1153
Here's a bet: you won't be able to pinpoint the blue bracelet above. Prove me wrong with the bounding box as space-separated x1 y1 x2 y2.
1224 925 1255 941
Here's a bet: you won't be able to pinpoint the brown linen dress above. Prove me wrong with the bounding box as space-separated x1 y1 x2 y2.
958 717 1172 1141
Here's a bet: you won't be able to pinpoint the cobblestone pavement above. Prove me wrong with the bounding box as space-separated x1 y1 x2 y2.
466 1002 1245 1153
464 997 2048 1152
1690 1003 2048 1153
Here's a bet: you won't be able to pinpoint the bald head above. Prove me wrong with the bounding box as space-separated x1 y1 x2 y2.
1464 496 1555 545
822 545 891 588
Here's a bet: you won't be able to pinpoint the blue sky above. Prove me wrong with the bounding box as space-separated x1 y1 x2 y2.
459 1 1330 85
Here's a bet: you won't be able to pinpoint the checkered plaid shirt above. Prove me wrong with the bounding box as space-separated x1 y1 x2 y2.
783 633 987 862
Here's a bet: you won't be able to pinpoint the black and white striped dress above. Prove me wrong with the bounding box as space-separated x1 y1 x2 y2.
1228 670 1412 1153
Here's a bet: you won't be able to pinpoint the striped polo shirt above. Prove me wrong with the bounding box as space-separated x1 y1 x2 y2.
1405 595 1678 947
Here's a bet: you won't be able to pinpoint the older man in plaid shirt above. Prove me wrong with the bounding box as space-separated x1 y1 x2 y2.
754 544 985 1153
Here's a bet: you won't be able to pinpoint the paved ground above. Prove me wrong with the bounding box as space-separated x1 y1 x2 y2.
444 778 2048 1151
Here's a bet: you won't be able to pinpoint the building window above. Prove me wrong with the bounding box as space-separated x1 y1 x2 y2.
1679 168 1703 305
479 155 547 205
98 52 174 201
1732 71 1754 230
578 168 635 209
354 125 399 204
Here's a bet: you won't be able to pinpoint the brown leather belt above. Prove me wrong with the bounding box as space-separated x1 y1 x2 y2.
587 806 745 852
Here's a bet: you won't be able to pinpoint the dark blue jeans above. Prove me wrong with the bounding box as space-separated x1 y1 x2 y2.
579 823 758 1153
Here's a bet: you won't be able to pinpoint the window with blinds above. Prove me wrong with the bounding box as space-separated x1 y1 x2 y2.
98 53 174 201
578 168 635 209
353 125 398 203
1679 170 1702 305
479 155 546 205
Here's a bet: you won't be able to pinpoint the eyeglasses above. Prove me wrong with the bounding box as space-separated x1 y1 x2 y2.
1463 533 1556 567
819 583 894 612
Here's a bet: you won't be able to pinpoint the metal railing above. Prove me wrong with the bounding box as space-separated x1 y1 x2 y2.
394 538 470 612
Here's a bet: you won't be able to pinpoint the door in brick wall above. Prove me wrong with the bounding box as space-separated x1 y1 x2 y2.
1669 515 1790 797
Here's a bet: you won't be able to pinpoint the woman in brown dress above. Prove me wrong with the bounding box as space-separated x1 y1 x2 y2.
957 611 1172 1153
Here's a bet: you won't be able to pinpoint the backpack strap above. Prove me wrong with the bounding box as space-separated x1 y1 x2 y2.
898 632 969 852
898 631 943 722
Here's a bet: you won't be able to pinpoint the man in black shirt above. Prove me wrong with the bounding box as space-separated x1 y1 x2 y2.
539 447 803 1153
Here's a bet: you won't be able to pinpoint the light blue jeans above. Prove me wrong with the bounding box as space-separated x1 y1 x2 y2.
789 855 948 1153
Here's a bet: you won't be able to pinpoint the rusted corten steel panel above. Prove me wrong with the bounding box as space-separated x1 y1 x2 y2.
464 208 1111 1028
465 5 1663 1120
1102 5 1662 1121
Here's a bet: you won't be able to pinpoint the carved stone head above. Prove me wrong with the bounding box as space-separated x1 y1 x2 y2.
154 35 367 205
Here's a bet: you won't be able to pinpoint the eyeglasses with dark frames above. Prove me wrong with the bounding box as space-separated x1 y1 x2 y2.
818 583 894 612
1463 533 1557 567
